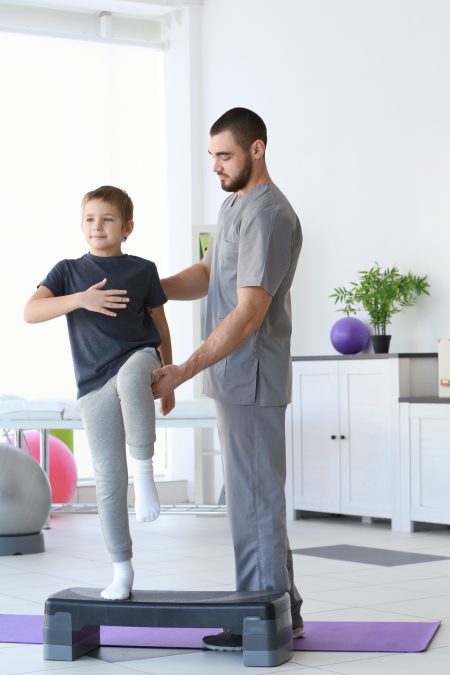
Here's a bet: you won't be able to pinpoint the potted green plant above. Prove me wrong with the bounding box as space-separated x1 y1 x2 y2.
330 263 430 353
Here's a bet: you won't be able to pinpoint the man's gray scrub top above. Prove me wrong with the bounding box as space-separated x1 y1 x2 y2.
202 183 302 406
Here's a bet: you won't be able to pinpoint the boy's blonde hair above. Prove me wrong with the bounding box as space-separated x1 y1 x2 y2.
82 186 134 227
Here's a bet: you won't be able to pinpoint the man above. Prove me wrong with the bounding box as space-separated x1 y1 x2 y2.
152 107 303 650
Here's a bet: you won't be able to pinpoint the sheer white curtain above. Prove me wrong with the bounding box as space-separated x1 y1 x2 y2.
0 31 167 476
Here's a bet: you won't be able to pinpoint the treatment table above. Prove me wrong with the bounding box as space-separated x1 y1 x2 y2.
0 396 219 518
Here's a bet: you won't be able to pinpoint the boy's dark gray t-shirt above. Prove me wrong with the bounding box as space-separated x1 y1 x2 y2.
39 253 167 398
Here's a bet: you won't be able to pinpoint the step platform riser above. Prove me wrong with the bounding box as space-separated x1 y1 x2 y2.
43 588 293 668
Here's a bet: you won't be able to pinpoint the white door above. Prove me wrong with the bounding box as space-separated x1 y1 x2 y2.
410 405 450 525
292 361 341 512
338 360 393 518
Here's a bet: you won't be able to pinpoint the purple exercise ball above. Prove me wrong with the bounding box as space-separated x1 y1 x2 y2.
330 317 370 355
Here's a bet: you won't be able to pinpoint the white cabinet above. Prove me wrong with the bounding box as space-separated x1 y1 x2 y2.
286 354 438 529
291 359 394 519
399 401 450 530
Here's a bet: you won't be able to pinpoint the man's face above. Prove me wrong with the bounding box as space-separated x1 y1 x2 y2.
208 130 253 193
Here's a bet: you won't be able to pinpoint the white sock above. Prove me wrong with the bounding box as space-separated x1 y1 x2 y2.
101 560 134 600
133 457 160 523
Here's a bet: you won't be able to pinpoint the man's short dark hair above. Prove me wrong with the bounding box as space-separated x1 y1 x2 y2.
210 107 267 151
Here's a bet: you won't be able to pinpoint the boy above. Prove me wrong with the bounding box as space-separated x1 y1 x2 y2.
24 185 174 600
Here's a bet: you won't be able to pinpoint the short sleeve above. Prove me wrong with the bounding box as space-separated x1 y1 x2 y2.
237 208 293 297
145 262 167 308
38 260 68 296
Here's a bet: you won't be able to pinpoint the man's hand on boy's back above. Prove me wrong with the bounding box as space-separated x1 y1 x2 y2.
81 278 129 317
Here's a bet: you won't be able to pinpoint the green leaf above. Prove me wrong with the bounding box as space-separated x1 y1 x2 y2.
330 263 430 331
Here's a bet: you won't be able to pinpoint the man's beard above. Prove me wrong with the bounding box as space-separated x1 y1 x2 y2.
220 155 253 193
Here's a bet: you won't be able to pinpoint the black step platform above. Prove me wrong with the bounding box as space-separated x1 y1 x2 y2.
44 587 293 667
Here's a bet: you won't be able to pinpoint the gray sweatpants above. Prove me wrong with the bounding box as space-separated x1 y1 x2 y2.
77 348 161 562
215 399 303 626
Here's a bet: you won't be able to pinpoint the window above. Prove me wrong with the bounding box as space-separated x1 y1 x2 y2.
0 30 167 477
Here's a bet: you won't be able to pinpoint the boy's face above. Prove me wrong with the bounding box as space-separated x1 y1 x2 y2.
82 198 133 257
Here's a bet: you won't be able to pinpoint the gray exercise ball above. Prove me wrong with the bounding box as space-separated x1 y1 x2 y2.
0 442 51 536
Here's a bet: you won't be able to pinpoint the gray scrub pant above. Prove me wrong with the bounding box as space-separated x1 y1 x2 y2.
215 399 303 626
77 347 160 562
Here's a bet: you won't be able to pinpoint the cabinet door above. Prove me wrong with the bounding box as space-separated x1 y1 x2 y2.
338 360 393 517
410 405 450 524
292 361 341 512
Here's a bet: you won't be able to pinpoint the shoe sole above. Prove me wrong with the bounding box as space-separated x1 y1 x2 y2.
203 630 304 650
202 642 242 652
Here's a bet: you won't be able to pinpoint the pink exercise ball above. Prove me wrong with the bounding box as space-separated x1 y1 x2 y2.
24 431 77 503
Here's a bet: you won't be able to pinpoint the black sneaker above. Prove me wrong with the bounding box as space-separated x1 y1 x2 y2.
203 629 243 651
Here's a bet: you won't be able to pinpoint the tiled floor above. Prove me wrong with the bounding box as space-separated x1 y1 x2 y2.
1 512 450 674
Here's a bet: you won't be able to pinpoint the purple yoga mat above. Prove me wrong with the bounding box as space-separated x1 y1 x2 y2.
0 614 441 652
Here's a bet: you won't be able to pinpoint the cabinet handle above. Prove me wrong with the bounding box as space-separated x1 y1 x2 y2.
330 435 337 440
340 435 346 440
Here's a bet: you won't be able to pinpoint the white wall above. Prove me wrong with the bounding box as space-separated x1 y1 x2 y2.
198 0 450 355
162 7 205 495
